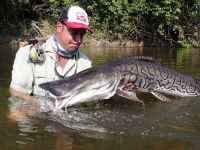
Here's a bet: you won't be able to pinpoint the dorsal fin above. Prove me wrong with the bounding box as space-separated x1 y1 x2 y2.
132 56 157 63
106 56 158 67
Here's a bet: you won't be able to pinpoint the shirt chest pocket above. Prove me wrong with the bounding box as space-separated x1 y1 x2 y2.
34 64 55 85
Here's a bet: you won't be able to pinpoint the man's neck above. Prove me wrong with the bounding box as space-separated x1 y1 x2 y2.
56 54 69 70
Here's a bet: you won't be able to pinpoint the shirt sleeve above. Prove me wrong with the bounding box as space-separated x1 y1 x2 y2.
10 46 34 94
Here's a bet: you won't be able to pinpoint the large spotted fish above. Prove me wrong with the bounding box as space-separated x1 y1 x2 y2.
39 56 200 110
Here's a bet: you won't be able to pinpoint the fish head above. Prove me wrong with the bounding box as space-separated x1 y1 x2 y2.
39 65 121 110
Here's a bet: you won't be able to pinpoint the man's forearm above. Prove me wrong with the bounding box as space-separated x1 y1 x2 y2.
9 88 33 101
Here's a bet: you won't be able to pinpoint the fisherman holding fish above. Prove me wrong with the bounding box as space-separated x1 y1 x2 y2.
9 6 92 101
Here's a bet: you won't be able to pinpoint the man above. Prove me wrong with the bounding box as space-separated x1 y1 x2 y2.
9 5 92 101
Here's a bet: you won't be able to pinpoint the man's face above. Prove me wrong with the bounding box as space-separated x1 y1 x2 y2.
56 22 86 52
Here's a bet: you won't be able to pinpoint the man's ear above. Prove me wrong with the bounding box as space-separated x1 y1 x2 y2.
56 22 63 32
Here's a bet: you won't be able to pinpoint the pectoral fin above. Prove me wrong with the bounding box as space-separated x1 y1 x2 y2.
151 91 170 102
116 89 144 105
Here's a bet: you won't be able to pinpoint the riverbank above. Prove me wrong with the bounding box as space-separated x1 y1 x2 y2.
0 35 145 48
1 20 200 48
4 33 200 48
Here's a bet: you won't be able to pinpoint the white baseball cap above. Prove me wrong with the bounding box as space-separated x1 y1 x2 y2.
59 6 92 31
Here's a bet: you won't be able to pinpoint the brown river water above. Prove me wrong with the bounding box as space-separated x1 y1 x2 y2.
0 44 200 150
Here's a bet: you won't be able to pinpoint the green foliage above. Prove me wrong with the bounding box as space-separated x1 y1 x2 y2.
76 0 151 41
48 0 74 5
2 0 200 47
150 0 187 47
76 0 200 47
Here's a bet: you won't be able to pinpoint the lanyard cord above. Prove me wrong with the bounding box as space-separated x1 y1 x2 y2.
51 37 79 78
54 61 78 79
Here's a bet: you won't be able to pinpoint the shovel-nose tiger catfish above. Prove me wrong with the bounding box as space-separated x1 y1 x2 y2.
39 56 200 111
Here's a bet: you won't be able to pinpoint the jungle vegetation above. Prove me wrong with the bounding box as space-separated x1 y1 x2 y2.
1 0 200 47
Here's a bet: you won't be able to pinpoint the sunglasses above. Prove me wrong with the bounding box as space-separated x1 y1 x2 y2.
61 22 86 37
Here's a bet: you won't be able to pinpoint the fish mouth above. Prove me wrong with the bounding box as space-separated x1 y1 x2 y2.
39 65 121 110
